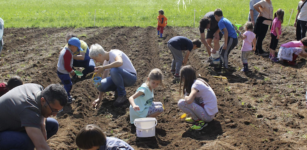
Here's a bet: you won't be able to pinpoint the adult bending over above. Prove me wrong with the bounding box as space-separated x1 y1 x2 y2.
90 44 137 107
253 0 273 55
199 12 223 63
0 84 68 150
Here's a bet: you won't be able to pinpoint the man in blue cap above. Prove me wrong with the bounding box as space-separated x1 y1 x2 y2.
57 37 82 103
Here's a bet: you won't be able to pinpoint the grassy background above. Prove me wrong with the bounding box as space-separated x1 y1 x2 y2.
0 0 297 28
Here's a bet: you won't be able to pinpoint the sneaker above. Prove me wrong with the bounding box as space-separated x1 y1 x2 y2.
113 95 127 107
207 57 212 63
190 121 208 130
271 57 278 62
67 97 75 104
185 117 195 123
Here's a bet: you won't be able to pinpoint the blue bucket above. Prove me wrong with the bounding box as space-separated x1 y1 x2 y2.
92 73 102 88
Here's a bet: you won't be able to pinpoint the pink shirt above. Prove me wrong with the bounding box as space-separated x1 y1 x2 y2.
241 31 256 51
270 17 282 36
281 41 303 48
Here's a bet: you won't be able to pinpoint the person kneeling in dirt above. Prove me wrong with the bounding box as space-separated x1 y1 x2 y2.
167 36 201 81
76 124 134 150
90 44 137 107
177 65 218 130
129 68 164 124
0 75 23 97
57 37 83 103
66 33 95 80
278 37 307 65
0 84 68 150
199 11 223 64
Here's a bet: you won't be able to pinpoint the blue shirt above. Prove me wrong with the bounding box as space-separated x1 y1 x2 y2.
248 0 261 22
168 36 194 51
129 83 154 124
218 17 237 38
99 137 134 150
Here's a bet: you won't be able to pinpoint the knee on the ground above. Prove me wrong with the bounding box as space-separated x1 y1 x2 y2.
177 99 186 109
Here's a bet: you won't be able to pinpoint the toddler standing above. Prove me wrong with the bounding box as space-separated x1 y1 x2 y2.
157 10 167 38
270 9 284 62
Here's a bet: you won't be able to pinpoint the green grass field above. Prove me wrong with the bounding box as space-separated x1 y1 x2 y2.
0 0 297 28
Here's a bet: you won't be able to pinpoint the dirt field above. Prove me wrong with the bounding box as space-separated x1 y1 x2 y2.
1 26 307 150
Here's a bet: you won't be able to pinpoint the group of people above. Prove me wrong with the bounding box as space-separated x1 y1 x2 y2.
0 1 305 149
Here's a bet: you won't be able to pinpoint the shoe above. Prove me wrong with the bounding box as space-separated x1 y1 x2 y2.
185 117 195 123
207 57 212 63
271 57 278 62
170 69 175 75
160 33 163 38
67 96 75 104
260 52 269 56
113 95 127 107
172 75 180 84
190 121 208 130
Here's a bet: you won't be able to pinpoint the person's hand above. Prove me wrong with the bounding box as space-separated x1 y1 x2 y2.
253 47 256 51
92 99 101 109
277 35 280 39
252 20 255 26
70 71 75 77
133 105 140 111
211 48 216 54
94 66 105 75
223 44 227 50
40 124 47 141
294 22 297 27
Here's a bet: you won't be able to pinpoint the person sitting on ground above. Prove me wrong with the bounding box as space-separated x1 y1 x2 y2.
157 9 167 38
177 65 218 130
0 75 23 97
214 9 238 69
0 84 68 150
90 44 137 107
236 22 256 72
129 68 164 124
167 36 201 80
57 37 83 103
65 33 95 80
199 11 223 64
76 124 134 150
278 37 307 65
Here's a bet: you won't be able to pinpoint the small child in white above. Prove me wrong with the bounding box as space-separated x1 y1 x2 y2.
129 68 164 124
236 22 256 72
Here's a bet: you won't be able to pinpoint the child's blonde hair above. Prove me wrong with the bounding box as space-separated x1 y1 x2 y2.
244 22 253 31
146 68 164 87
274 9 284 23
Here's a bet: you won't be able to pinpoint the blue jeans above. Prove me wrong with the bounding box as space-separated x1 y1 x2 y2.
97 67 137 96
0 118 59 150
73 59 95 77
57 71 72 97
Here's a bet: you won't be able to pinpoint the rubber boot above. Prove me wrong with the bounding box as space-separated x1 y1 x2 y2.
157 31 160 35
160 33 163 38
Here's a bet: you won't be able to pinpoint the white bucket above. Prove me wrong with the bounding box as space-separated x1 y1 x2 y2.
211 52 220 65
134 117 157 138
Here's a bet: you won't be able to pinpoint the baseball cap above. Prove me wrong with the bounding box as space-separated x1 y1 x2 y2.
68 37 83 51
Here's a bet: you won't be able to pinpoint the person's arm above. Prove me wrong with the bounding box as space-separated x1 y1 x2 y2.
73 52 85 60
95 55 123 75
128 91 144 111
200 32 212 52
222 28 228 50
40 117 47 141
253 38 256 51
253 2 262 14
236 31 247 39
250 10 255 25
25 127 51 150
182 51 191 65
184 88 198 104
300 50 307 57
295 9 300 27
63 51 75 76
275 27 280 39
101 69 110 79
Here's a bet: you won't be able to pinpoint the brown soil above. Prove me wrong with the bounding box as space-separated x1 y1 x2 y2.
1 26 306 150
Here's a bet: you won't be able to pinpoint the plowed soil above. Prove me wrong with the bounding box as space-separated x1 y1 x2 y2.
1 26 306 150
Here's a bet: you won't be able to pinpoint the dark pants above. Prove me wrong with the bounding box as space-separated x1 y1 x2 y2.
73 59 95 77
296 20 302 40
299 20 307 39
270 33 279 50
254 16 269 53
219 37 238 68
57 71 72 97
0 118 59 150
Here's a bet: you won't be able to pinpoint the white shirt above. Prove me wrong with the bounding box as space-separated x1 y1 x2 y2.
298 1 307 21
103 49 137 74
192 80 218 116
